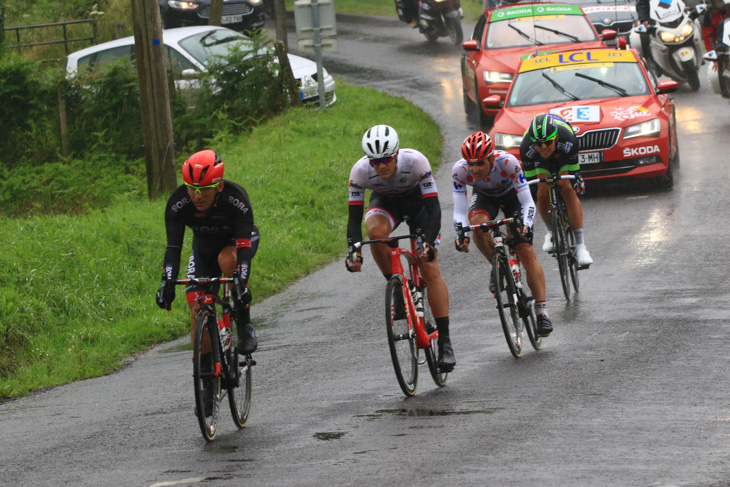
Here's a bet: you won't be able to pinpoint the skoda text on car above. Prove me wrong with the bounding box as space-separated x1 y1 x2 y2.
158 0 265 33
64 26 336 107
461 2 617 125
488 48 679 187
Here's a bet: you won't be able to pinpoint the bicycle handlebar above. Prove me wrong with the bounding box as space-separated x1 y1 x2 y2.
456 218 516 235
347 229 425 264
527 174 575 186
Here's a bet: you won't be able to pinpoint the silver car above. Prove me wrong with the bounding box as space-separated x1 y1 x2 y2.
64 25 336 106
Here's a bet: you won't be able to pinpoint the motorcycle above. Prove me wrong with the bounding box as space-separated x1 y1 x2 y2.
629 0 706 91
703 17 730 103
395 0 464 46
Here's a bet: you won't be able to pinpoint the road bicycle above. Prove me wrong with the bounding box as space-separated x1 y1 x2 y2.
457 218 541 358
348 232 447 397
170 277 254 442
528 175 584 300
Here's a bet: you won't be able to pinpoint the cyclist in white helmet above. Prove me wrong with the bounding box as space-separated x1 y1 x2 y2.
345 124 455 372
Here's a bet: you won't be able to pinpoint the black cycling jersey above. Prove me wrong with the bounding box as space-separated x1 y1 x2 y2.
162 180 255 285
519 120 581 179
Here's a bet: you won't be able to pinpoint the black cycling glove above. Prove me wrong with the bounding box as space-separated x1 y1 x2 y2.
233 269 251 307
156 276 175 309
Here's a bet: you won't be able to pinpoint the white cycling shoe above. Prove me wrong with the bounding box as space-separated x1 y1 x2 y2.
575 243 593 267
542 232 554 253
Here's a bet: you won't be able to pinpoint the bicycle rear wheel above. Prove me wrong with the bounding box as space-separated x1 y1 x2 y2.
385 275 418 396
566 224 580 293
193 309 221 441
422 284 447 387
494 255 523 358
553 200 572 300
228 316 252 429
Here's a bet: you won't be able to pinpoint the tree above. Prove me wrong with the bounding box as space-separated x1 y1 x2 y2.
0 1 5 57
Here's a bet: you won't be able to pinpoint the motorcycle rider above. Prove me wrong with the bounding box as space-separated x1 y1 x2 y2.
635 0 658 69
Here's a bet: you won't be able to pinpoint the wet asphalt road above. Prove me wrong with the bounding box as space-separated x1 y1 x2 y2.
2 14 730 487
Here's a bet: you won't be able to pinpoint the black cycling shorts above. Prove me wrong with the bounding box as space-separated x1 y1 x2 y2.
468 191 533 246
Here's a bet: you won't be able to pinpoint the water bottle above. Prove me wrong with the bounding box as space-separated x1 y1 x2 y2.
219 318 231 351
508 251 522 289
408 280 424 318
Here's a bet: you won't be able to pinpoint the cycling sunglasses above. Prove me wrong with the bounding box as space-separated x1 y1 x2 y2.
532 137 557 148
184 181 219 194
369 156 395 166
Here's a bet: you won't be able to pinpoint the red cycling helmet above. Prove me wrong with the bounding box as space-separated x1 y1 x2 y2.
461 131 494 163
182 150 224 187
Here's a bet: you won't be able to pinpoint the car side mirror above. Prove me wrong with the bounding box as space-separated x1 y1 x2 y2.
656 80 679 94
462 39 478 51
601 29 617 41
483 94 502 108
181 68 199 80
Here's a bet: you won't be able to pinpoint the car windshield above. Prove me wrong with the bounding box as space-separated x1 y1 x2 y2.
179 29 255 67
506 61 650 107
486 16 598 48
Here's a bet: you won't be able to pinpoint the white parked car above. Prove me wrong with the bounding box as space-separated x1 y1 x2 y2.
64 25 336 106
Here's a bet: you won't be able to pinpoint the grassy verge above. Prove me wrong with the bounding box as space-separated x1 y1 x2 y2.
0 81 442 400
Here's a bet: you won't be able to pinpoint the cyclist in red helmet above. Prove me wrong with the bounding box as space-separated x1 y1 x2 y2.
453 131 553 337
156 149 260 357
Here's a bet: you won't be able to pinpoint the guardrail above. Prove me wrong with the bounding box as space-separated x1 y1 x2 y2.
4 18 96 56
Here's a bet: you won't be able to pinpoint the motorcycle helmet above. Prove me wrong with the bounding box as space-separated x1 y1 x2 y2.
362 125 399 159
527 113 559 144
182 150 224 187
461 131 494 162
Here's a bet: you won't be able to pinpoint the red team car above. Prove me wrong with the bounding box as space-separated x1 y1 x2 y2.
488 48 680 187
461 2 617 124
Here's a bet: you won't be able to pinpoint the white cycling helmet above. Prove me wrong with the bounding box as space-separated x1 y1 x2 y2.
362 124 399 159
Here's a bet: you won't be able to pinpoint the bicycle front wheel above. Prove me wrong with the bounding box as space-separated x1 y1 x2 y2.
553 200 572 300
228 316 252 429
385 275 418 396
193 309 222 442
494 255 523 358
521 296 542 351
566 224 580 293
422 284 447 387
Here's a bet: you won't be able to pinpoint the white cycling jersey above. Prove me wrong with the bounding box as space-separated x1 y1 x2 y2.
348 148 438 203
451 149 535 229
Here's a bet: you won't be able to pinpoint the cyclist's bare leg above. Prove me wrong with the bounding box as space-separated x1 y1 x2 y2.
468 212 495 262
535 174 552 224
515 242 546 302
365 213 394 277
558 175 583 229
418 256 449 318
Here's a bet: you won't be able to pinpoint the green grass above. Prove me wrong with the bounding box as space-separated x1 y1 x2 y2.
0 82 442 399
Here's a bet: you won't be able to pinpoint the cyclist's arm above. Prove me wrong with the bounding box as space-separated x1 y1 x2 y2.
421 193 442 247
347 163 367 244
162 195 186 281
452 171 470 232
229 189 256 286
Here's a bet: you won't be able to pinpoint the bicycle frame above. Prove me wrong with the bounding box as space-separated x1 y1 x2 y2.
173 277 239 380
350 235 437 349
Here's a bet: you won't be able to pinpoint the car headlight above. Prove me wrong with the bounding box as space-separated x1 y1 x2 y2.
168 1 199 9
483 71 514 84
249 0 263 5
494 133 523 149
623 118 661 138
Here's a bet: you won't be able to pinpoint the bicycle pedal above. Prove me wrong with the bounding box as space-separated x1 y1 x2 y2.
578 264 590 270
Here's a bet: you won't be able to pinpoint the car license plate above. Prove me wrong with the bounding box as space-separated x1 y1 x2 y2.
221 14 244 24
579 151 602 164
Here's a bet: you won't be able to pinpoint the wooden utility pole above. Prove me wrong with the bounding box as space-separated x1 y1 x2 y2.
273 0 288 50
130 0 177 199
209 0 223 26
